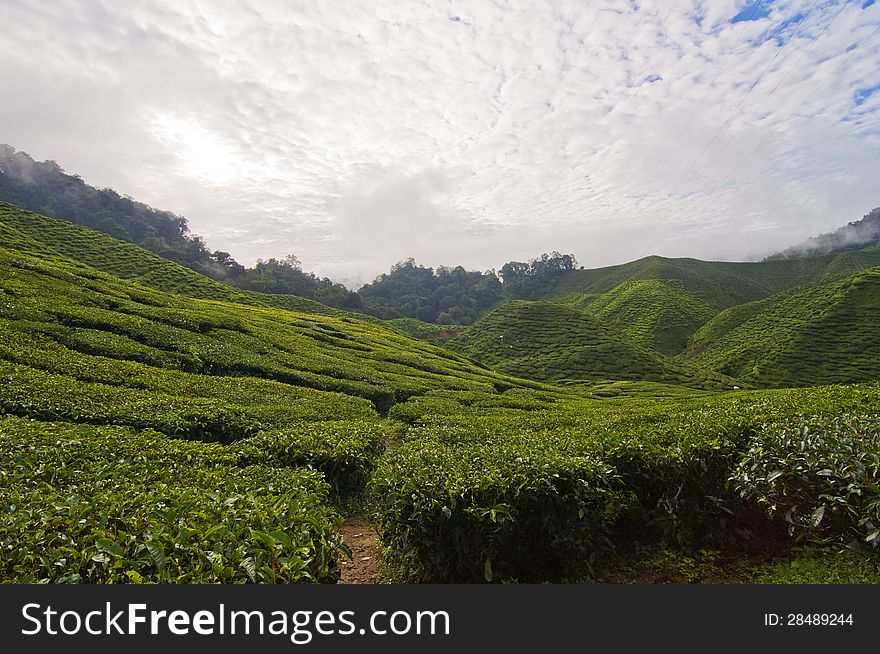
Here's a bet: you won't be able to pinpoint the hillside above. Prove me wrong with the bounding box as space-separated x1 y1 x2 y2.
445 300 732 388
0 202 344 316
547 248 880 310
518 248 880 365
0 203 586 584
0 145 214 273
2 202 879 585
575 279 717 355
0 147 360 307
0 255 549 416
683 268 880 386
768 207 880 260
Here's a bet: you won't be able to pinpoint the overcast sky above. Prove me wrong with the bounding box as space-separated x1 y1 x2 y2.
1 1 878 286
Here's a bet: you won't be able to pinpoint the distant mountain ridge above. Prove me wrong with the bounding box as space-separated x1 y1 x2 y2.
767 207 880 260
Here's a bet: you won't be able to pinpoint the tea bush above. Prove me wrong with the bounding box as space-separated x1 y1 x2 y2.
0 418 345 583
236 420 398 498
733 414 880 548
374 384 880 581
372 432 618 582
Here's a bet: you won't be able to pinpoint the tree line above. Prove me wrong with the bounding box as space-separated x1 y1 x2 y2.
358 251 578 324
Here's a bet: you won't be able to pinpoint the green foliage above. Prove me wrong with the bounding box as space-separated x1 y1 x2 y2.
686 270 880 386
0 148 360 307
447 300 732 388
235 420 398 498
371 433 618 582
374 384 880 581
499 251 578 299
578 279 717 355
755 549 880 584
387 317 466 344
0 146 208 274
358 258 502 324
5 196 880 585
0 360 259 442
733 414 880 548
606 546 727 584
0 242 544 425
0 418 345 583
235 255 361 309
549 249 880 310
0 202 345 315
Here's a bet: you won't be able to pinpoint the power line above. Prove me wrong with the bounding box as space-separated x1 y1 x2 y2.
668 0 821 195
699 0 852 176
658 0 763 170
716 21 880 186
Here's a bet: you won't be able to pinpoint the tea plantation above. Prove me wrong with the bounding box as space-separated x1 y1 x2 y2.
1 203 879 583
446 300 734 388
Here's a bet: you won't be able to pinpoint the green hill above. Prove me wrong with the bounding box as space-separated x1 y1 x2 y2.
683 268 880 386
768 207 880 260
532 248 880 364
576 279 717 355
547 249 880 310
0 202 578 583
0 202 344 316
445 300 732 388
0 202 570 424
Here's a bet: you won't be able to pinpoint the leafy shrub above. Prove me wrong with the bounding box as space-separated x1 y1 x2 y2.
371 434 619 582
0 361 258 442
733 414 880 548
236 420 396 498
0 418 345 583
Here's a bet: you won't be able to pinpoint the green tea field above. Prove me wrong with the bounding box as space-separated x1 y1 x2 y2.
1 203 878 584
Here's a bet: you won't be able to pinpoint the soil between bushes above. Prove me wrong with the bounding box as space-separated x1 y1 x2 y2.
339 516 380 584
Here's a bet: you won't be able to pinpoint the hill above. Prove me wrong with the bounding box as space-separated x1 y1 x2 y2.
445 300 732 388
0 220 550 411
682 268 880 386
0 202 346 316
0 203 581 584
2 201 879 584
548 248 880 309
529 248 880 362
574 279 717 356
0 147 360 307
768 207 880 260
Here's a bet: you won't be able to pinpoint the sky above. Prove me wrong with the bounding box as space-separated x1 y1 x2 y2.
1 0 879 287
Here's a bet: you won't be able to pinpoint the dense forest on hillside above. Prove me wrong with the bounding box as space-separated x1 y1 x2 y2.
357 251 577 324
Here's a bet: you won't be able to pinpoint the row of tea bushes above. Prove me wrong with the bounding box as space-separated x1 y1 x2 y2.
373 384 880 581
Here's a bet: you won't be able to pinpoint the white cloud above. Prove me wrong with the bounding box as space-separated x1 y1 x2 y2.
1 0 878 284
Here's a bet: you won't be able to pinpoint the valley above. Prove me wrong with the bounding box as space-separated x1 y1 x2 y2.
1 198 879 583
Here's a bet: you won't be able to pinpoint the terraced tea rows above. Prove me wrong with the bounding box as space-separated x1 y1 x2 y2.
577 279 717 355
446 300 732 388
0 202 340 316
684 269 880 386
0 418 345 583
2 201 879 584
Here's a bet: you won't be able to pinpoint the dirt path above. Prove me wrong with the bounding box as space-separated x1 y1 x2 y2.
338 516 380 584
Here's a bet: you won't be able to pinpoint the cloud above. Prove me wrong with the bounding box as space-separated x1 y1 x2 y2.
1 0 878 284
